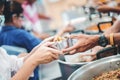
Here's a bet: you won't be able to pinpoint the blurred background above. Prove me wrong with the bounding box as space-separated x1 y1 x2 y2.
1 0 120 80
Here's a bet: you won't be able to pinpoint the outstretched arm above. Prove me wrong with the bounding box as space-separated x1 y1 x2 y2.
11 42 61 80
62 19 120 61
97 5 120 13
104 19 120 34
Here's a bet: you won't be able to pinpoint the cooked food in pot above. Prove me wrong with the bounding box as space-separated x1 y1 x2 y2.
93 68 120 80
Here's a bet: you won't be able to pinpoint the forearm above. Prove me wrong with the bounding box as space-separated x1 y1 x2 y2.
104 33 120 45
111 7 120 13
12 0 25 4
104 20 120 34
38 14 50 20
113 33 120 45
11 58 37 80
92 32 120 48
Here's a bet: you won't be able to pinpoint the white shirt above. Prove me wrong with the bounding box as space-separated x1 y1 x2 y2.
22 2 43 33
0 47 24 80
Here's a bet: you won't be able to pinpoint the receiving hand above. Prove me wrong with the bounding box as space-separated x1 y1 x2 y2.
29 42 62 65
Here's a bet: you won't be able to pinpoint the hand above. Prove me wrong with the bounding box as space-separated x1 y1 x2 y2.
54 24 75 41
63 34 99 54
97 5 117 13
79 46 104 62
28 42 62 65
63 24 75 33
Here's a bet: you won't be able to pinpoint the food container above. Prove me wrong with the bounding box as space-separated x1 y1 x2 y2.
68 55 120 80
54 37 77 51
58 50 91 80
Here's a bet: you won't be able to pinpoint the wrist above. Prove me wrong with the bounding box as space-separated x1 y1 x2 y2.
93 35 100 46
25 56 38 67
104 34 110 44
98 34 109 47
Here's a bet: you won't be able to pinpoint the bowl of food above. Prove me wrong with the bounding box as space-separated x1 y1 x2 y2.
68 55 120 80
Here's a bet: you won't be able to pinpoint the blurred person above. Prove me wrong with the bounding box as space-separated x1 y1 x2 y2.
13 0 51 40
62 12 120 61
97 4 120 13
86 0 119 9
14 0 75 40
0 39 61 80
96 0 120 13
0 1 74 79
0 1 42 53
0 1 42 80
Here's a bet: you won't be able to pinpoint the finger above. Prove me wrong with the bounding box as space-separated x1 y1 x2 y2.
47 47 62 54
62 42 80 52
41 36 54 44
49 45 58 49
53 36 58 42
50 52 59 60
69 49 77 54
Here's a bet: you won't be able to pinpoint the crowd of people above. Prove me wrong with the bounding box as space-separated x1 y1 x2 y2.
0 0 120 80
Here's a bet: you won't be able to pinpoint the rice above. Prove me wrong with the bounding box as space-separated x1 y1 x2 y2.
93 68 120 80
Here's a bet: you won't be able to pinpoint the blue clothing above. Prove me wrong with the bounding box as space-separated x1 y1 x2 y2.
0 26 42 80
0 26 42 52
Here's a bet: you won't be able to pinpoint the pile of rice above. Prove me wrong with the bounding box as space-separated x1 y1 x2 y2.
93 68 120 80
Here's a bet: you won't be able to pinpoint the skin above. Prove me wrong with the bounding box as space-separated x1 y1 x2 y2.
0 2 62 79
0 4 4 15
97 5 120 13
11 13 23 28
11 41 62 80
14 0 51 20
54 24 75 41
63 18 120 61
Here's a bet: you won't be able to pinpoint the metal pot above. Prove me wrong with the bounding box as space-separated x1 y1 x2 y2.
68 55 120 80
58 52 91 80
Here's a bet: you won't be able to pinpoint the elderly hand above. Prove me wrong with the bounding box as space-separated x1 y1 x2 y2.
62 34 99 54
